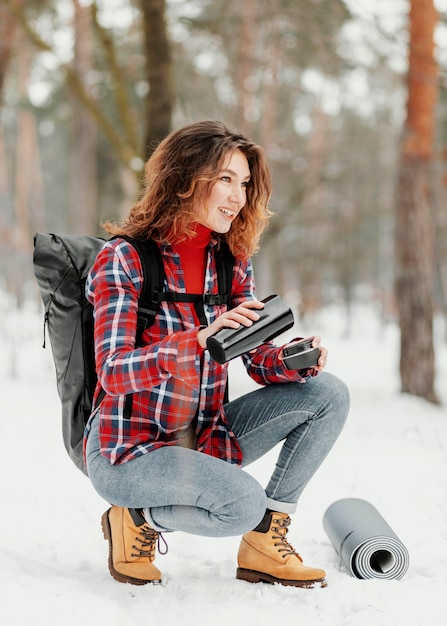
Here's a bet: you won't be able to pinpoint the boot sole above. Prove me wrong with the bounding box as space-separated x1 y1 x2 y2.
101 509 162 585
236 567 327 589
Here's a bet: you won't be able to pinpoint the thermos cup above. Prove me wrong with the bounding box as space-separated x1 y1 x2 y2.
206 294 294 364
282 338 320 370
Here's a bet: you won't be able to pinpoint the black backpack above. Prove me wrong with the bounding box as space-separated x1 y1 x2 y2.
33 233 234 475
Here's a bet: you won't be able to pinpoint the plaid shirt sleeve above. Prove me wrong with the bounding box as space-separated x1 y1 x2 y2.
241 344 318 385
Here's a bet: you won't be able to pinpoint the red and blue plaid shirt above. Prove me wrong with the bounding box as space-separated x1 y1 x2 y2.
84 238 312 467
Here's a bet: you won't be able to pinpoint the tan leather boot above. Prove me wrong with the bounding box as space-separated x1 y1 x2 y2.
101 506 164 585
237 511 327 588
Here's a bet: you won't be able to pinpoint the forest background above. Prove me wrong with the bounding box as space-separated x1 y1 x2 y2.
0 0 446 404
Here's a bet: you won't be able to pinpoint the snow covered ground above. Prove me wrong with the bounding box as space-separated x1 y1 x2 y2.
1 297 446 626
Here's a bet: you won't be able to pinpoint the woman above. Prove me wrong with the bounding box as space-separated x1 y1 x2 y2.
85 120 349 588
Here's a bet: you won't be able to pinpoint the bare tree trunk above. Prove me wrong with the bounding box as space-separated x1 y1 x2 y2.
259 15 281 151
70 0 97 235
257 5 284 297
0 2 18 105
298 108 329 319
139 0 173 158
394 0 439 403
0 9 14 214
14 38 43 253
233 0 257 135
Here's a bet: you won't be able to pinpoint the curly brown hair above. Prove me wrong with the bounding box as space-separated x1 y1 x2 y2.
104 120 273 258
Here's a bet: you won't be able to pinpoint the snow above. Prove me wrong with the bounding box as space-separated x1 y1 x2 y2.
1 299 446 626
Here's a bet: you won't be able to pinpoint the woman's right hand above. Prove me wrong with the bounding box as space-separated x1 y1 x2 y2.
197 300 264 349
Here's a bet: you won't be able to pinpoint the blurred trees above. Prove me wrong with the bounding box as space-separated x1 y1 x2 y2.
0 0 446 401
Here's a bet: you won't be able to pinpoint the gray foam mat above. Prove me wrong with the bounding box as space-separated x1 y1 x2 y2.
323 498 410 580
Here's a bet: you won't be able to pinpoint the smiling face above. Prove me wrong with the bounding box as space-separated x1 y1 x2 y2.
197 149 251 234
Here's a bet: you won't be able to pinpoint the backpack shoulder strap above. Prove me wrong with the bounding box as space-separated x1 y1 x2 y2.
214 243 235 403
115 236 165 345
214 242 234 308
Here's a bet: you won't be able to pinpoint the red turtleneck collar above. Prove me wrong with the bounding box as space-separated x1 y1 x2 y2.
172 223 212 294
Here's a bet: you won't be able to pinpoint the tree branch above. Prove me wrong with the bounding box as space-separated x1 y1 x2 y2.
90 1 140 156
6 0 142 183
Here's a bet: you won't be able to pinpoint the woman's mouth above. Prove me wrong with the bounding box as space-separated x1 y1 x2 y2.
219 207 236 219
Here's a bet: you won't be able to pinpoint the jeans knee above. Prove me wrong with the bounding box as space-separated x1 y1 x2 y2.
331 375 350 421
320 374 350 440
227 474 267 534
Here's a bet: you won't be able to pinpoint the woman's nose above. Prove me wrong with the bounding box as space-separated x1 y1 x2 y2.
229 184 244 204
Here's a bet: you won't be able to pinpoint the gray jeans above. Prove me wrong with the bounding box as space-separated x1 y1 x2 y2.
86 372 349 537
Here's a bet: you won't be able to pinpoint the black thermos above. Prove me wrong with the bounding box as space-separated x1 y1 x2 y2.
206 294 294 364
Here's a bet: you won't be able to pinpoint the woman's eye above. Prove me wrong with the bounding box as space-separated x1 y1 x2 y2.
221 176 231 182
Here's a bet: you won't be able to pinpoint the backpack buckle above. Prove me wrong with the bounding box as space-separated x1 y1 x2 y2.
203 293 222 305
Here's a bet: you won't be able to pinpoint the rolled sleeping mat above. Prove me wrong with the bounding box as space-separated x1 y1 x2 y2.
323 498 410 580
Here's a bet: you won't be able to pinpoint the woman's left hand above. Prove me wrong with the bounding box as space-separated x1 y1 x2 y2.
281 335 328 372
310 335 327 372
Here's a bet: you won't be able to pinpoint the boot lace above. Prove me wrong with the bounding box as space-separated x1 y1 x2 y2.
131 525 169 559
271 515 303 561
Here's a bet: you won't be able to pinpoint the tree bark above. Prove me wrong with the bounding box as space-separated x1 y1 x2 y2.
14 36 44 253
233 0 257 135
298 108 329 318
139 0 173 158
69 0 98 235
0 1 18 106
395 0 439 403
